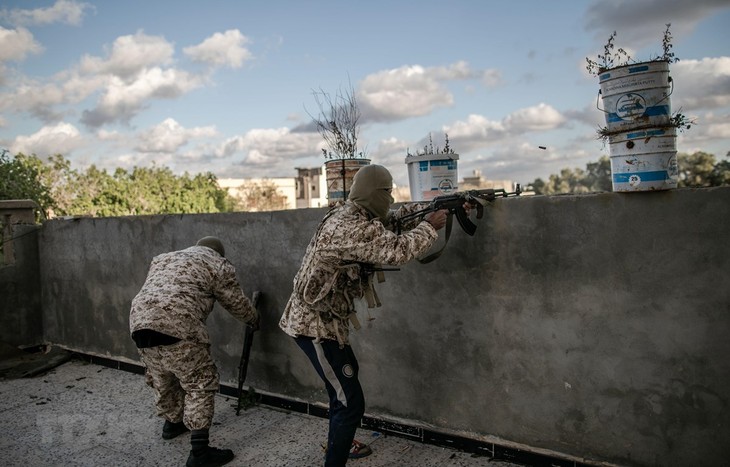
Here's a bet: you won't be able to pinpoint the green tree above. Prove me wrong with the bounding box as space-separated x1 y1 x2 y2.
677 151 718 187
584 156 613 192
710 152 730 186
0 150 53 220
1 152 236 217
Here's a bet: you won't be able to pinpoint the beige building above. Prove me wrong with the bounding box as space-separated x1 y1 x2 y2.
460 169 515 191
218 167 329 211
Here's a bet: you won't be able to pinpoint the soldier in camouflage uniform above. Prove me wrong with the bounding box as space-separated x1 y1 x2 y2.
279 164 453 466
130 236 259 467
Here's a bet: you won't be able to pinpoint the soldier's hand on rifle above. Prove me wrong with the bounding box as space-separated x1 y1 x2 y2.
425 209 448 230
463 201 475 216
249 313 261 331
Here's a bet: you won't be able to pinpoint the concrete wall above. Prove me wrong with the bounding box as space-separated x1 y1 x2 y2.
1 200 43 348
32 188 730 466
1 224 43 347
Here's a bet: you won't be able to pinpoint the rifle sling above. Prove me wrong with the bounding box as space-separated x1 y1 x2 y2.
417 211 453 264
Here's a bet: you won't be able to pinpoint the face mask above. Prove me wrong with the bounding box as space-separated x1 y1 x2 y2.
347 165 394 222
365 189 394 223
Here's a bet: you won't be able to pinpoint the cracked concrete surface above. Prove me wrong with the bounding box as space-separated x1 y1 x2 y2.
0 357 520 467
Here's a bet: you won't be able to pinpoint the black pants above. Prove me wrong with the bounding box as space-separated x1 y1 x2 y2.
295 336 365 467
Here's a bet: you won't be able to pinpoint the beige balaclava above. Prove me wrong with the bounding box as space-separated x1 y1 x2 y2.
347 164 394 223
196 236 225 257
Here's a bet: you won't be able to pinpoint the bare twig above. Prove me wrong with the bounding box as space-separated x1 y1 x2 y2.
306 80 364 159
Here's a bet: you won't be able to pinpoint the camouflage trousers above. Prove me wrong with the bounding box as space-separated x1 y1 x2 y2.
138 340 219 431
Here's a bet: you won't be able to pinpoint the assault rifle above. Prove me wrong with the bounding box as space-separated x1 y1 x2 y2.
236 290 261 415
396 184 522 263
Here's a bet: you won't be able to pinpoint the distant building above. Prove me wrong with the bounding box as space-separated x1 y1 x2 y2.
218 177 298 210
460 169 515 191
218 166 328 211
294 167 328 208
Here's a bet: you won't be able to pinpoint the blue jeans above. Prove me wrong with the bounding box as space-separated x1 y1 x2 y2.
295 337 365 467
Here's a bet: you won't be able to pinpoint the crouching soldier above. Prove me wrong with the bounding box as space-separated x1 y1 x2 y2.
130 236 259 467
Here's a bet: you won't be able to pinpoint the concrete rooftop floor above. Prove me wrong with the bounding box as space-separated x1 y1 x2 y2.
0 347 525 467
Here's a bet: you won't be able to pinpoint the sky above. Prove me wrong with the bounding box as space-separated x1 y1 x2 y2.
1 0 729 189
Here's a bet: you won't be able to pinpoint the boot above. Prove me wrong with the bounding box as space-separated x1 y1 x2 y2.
161 420 189 440
185 446 234 467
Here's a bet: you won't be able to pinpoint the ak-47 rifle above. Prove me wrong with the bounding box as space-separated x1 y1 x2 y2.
396 184 522 263
236 290 261 416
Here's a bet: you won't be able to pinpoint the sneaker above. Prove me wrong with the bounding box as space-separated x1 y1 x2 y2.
349 440 373 459
162 420 189 440
186 446 234 467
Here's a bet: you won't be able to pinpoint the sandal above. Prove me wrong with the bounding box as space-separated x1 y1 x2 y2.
349 439 373 459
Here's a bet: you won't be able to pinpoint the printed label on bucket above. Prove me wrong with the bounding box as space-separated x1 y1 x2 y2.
599 60 671 132
406 156 458 201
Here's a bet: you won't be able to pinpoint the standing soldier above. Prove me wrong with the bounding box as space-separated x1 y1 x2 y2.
279 164 453 466
130 236 259 467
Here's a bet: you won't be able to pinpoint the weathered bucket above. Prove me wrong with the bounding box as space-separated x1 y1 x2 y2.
609 127 678 192
598 60 672 133
324 158 370 206
405 153 459 201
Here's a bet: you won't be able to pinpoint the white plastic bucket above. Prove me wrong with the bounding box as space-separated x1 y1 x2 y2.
599 60 672 133
609 127 678 192
405 154 459 201
325 158 370 206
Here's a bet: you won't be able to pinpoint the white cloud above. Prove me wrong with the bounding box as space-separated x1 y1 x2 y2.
10 122 83 156
358 65 454 122
445 114 506 140
81 67 202 127
194 127 320 169
0 0 93 27
0 26 43 62
437 104 566 154
79 31 175 80
672 57 730 110
1 30 193 127
675 111 730 151
2 79 66 121
135 118 217 153
183 29 253 69
358 62 502 123
503 103 566 132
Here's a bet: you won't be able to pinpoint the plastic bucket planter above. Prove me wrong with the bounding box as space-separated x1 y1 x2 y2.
609 127 678 192
405 154 459 201
598 60 672 133
324 158 370 206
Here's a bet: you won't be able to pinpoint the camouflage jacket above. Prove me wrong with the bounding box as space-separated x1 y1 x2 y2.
130 245 258 344
279 201 437 346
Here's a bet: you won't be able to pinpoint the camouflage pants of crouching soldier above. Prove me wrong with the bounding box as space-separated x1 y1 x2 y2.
138 340 220 431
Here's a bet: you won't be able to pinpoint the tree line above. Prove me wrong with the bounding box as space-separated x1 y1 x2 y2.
0 151 287 220
2 150 729 220
528 151 730 195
